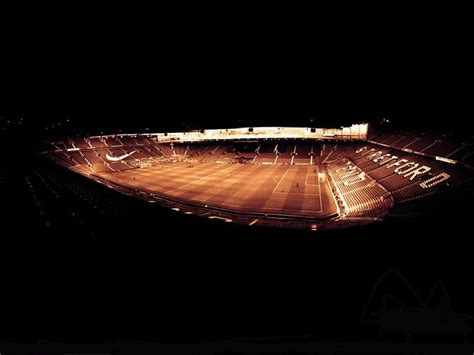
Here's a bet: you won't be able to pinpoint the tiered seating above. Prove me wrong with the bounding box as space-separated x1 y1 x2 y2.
422 136 461 157
356 159 384 171
89 137 107 148
136 136 151 145
198 145 225 162
138 145 159 157
391 179 443 204
81 150 100 164
233 142 258 159
172 143 187 155
216 146 237 163
63 139 75 150
81 150 113 173
131 148 151 159
310 145 322 165
118 136 138 146
391 133 418 149
157 143 172 156
107 161 133 172
72 138 92 149
376 156 443 191
255 141 277 164
276 141 295 164
329 140 474 217
327 160 392 218
355 150 407 174
104 137 123 147
52 142 66 151
68 151 89 165
340 144 365 160
343 184 392 217
320 143 337 163
293 141 312 164
188 143 214 158
389 183 473 217
325 145 346 162
50 151 75 167
145 145 165 157
368 163 401 181
378 173 410 191
448 143 472 160
376 133 404 145
372 131 474 169
403 134 436 151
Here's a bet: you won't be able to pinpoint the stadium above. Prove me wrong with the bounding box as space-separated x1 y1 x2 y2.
4 8 474 352
42 123 474 230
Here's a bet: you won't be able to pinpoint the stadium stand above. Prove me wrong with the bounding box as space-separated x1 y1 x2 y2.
63 139 75 150
275 141 295 164
68 151 89 166
326 159 393 220
136 136 151 145
89 137 108 148
293 141 313 165
43 130 473 229
104 136 123 147
172 143 187 155
403 133 436 151
320 143 337 164
391 133 419 149
322 144 347 164
50 151 76 168
255 141 277 164
157 143 173 156
370 131 474 169
118 136 138 146
72 137 93 149
421 136 462 157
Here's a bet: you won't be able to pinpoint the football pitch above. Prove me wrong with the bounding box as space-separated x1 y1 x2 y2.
97 162 338 218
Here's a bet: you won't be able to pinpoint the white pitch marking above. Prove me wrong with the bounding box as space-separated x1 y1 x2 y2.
272 174 284 183
272 191 320 195
318 165 323 212
249 219 259 226
208 216 232 222
305 174 318 186
272 169 292 194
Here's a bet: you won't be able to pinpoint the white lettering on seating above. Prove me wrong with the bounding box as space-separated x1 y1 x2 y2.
361 148 376 156
379 155 398 165
386 159 408 169
419 173 451 189
367 151 383 160
395 162 419 175
404 166 431 181
373 153 391 163
361 147 451 187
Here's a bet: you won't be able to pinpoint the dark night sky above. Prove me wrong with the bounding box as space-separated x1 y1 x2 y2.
1 5 471 135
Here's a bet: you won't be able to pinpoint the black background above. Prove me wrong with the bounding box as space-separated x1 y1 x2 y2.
1 4 473 353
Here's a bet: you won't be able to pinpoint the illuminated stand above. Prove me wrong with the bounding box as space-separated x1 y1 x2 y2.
144 124 369 143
